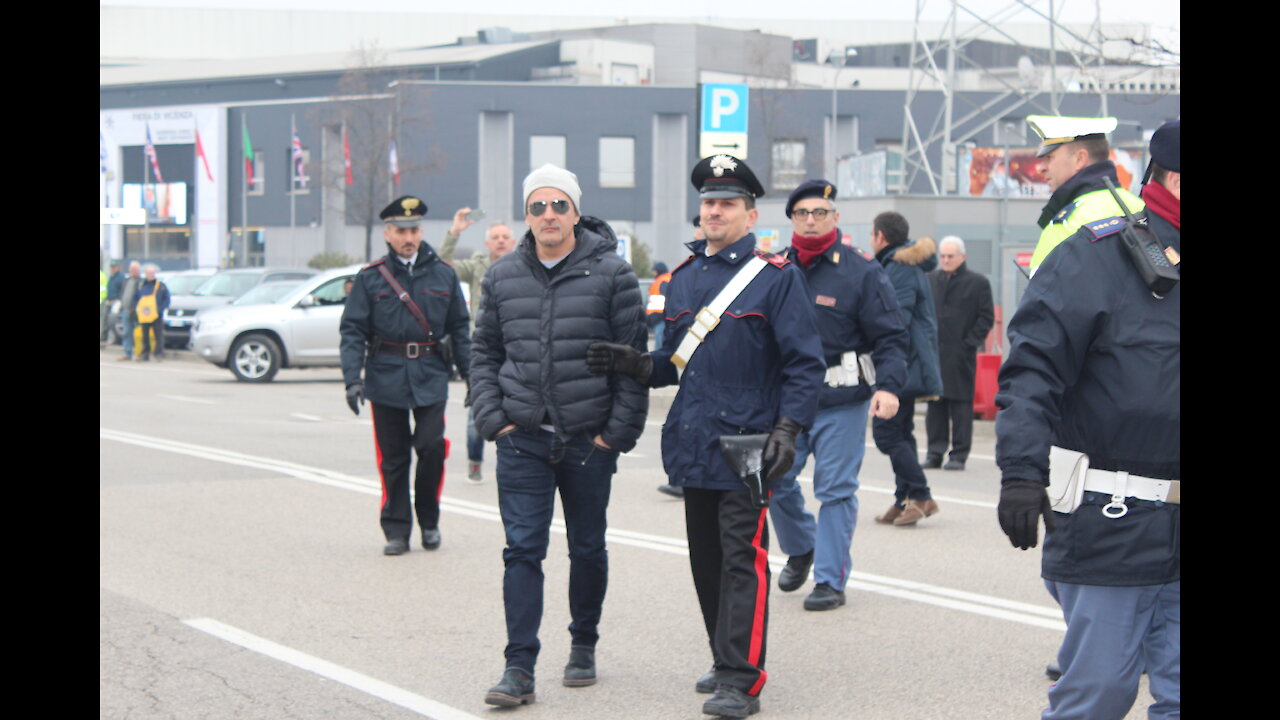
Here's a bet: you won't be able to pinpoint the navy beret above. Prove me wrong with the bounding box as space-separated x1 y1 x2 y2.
785 179 837 217
1149 120 1179 172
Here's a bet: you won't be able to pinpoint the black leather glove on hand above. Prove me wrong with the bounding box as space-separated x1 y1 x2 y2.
762 417 803 484
462 373 472 408
586 342 652 383
998 479 1057 550
346 382 365 416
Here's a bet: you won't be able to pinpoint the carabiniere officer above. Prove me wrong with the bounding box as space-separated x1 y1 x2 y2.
340 195 472 556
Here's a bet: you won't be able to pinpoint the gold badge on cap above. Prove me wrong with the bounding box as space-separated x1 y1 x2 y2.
401 197 420 215
710 155 738 177
823 185 832 199
1163 247 1180 265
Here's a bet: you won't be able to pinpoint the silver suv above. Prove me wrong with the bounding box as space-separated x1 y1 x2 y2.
189 265 361 382
166 267 318 350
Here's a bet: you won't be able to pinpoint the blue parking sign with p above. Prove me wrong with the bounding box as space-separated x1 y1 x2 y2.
702 84 748 134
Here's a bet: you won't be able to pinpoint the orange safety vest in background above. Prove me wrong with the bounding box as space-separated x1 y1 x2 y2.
646 272 671 316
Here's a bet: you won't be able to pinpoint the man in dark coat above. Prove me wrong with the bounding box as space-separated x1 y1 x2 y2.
924 236 994 471
869 212 944 527
471 164 648 708
340 195 472 557
994 119 1179 719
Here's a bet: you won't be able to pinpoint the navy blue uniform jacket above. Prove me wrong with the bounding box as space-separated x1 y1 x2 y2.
648 233 825 491
995 212 1179 586
339 244 471 410
781 237 909 409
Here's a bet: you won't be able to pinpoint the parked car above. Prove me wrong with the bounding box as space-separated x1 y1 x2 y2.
165 266 318 350
190 265 362 382
106 268 217 346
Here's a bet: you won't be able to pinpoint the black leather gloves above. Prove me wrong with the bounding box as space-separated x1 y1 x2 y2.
762 417 803 484
586 342 653 383
462 373 472 408
998 479 1057 550
346 382 365 416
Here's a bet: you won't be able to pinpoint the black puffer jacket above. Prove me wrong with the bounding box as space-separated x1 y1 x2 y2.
470 216 649 452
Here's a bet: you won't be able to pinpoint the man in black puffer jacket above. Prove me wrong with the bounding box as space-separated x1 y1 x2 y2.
472 163 648 709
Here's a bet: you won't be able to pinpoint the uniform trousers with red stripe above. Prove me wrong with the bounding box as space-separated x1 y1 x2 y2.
683 487 771 696
370 401 446 541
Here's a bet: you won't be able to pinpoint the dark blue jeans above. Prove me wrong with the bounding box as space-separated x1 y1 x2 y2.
466 405 484 463
495 428 617 673
872 396 933 504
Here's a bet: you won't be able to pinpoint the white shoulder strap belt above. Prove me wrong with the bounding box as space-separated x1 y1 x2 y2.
671 256 768 379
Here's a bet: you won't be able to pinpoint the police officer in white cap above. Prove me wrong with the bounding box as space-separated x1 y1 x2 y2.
1025 115 1146 275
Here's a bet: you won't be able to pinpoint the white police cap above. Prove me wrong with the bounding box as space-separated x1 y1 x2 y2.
1026 115 1118 157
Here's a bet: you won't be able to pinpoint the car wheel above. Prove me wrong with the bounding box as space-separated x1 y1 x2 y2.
229 333 282 383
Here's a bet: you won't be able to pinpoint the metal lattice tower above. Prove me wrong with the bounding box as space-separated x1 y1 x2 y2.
897 0 1116 195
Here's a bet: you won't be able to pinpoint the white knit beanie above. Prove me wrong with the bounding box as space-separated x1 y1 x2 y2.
523 163 582 214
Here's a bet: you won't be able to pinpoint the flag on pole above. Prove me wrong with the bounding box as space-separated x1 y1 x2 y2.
242 121 256 188
144 123 164 183
343 126 354 187
389 141 400 186
195 126 214 182
291 129 306 188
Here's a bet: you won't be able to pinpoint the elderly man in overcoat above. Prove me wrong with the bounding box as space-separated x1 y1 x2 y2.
924 236 994 471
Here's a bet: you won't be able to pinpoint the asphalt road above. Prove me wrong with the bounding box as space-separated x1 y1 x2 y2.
100 348 1153 719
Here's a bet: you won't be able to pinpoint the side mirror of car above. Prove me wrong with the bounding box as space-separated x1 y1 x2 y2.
297 295 317 308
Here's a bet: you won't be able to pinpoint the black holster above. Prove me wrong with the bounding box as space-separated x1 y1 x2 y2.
719 434 771 508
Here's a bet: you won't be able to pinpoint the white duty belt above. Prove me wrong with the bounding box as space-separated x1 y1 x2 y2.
671 256 768 380
1048 445 1180 518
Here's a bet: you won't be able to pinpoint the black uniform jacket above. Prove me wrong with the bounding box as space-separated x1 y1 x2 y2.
995 211 1179 586
928 263 995 401
781 238 909 409
469 217 648 453
339 243 471 410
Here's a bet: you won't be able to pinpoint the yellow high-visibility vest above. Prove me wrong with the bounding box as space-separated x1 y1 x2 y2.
1030 186 1145 276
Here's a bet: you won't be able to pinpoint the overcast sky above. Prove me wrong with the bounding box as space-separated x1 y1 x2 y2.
100 0 1178 29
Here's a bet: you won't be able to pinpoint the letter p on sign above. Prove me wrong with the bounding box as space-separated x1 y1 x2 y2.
710 89 739 129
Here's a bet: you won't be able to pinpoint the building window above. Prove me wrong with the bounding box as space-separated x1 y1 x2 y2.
876 141 905 194
530 135 566 172
599 136 635 188
771 140 806 191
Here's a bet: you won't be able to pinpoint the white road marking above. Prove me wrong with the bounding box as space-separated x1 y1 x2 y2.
182 618 484 720
290 413 324 422
102 428 1058 631
156 394 219 405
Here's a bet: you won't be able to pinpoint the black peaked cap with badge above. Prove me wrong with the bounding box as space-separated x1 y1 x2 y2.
380 195 428 227
691 154 765 199
785 179 837 217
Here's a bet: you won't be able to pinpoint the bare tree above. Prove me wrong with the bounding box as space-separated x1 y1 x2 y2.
314 42 442 261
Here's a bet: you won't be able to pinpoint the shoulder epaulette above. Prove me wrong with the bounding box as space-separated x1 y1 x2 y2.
1084 216 1126 241
754 249 790 268
1051 200 1079 225
363 257 387 270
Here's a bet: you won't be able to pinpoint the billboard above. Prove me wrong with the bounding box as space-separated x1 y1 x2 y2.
122 182 188 225
960 147 1145 198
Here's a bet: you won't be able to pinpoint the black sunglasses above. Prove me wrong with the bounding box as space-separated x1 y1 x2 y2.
528 199 572 217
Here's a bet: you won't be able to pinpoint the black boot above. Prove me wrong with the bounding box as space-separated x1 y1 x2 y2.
702 686 761 718
777 549 814 592
484 668 535 707
563 646 596 687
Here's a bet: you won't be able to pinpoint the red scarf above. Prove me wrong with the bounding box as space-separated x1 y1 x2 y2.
1141 181 1180 230
791 228 839 268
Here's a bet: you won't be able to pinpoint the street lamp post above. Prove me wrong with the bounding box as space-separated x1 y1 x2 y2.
828 47 858 182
